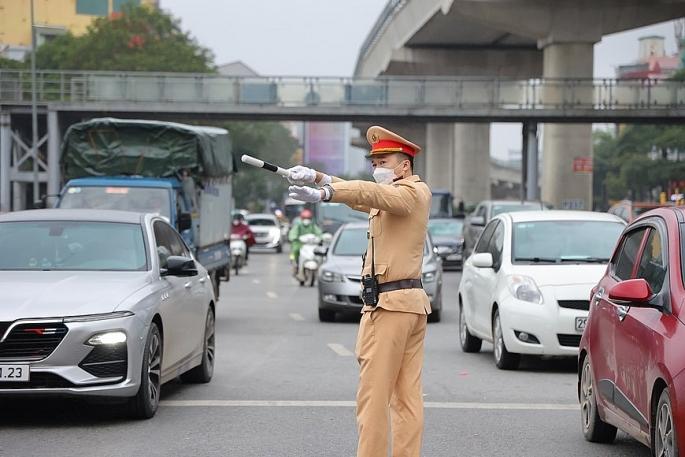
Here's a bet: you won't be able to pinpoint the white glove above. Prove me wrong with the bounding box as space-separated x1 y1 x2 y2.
288 185 322 203
286 166 316 185
286 166 331 187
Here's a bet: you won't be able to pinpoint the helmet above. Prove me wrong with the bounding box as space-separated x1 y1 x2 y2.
232 213 245 222
300 209 313 219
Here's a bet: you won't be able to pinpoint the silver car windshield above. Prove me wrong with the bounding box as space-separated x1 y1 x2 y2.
333 227 430 256
0 221 148 271
428 220 464 237
59 186 171 219
512 221 624 264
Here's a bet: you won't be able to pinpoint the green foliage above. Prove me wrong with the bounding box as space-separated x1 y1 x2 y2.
671 69 685 81
34 4 214 72
225 122 300 212
593 124 685 210
0 57 27 70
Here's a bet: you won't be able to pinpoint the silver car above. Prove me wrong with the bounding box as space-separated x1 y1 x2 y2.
0 209 215 418
317 222 444 322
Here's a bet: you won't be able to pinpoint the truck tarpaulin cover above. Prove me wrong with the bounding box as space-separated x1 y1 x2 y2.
61 118 234 180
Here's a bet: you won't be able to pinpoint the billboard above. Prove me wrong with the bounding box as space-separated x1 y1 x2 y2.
303 122 347 177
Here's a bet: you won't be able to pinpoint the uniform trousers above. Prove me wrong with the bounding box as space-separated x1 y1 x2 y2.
355 307 427 457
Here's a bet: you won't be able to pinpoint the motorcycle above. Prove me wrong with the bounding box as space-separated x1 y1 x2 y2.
296 233 323 287
230 233 248 276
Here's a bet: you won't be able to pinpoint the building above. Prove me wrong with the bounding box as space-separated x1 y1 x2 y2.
0 0 158 60
217 61 259 77
616 35 681 79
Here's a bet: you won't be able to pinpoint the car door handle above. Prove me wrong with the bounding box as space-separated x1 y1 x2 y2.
184 281 192 289
199 277 206 284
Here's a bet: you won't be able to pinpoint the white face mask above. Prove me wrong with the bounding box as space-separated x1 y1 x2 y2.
373 162 405 185
302 219 311 226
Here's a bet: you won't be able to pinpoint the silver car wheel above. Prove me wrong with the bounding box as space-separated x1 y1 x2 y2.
656 399 675 457
205 310 216 370
580 360 594 432
147 332 162 406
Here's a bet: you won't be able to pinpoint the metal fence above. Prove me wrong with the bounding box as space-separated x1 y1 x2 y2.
1 70 685 111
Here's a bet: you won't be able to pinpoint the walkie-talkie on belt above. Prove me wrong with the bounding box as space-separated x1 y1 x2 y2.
361 231 379 307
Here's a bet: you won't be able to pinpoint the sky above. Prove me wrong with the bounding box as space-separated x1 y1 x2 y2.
159 0 682 159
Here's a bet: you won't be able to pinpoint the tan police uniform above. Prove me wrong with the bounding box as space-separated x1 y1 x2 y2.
323 126 431 457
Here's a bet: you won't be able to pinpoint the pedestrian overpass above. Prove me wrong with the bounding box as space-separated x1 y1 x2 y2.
1 69 685 211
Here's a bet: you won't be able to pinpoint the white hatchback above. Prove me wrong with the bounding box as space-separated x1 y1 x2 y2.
457 210 625 370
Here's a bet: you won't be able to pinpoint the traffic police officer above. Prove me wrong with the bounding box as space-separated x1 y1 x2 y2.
287 126 431 457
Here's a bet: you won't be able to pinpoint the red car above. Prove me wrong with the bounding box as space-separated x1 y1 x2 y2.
579 207 685 456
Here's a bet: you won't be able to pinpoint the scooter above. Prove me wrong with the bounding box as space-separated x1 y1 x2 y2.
229 233 248 276
296 233 322 287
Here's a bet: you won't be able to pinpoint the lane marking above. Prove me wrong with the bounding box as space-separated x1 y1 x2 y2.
289 313 304 321
160 400 578 411
327 343 354 357
266 291 278 299
252 279 261 284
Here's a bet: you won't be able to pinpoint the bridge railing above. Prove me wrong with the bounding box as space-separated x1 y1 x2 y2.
1 70 684 110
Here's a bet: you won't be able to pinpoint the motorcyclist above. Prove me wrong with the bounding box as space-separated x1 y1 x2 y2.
231 213 256 261
288 209 322 275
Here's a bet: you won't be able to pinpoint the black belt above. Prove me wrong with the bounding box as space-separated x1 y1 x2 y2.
378 279 423 294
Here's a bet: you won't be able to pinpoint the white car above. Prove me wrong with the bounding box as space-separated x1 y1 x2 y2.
457 210 626 370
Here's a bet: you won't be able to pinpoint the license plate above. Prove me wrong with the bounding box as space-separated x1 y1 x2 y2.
575 317 588 333
0 364 29 382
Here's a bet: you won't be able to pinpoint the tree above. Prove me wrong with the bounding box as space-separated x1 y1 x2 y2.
226 122 300 212
33 4 214 72
0 56 27 70
593 124 685 209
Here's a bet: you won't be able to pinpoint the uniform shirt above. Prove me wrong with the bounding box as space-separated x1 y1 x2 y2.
329 175 431 315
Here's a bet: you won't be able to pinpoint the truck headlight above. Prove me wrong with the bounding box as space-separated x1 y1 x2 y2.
506 275 543 304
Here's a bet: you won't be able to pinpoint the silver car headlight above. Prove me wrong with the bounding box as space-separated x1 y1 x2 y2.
87 331 127 346
320 270 343 282
422 271 437 283
506 275 543 304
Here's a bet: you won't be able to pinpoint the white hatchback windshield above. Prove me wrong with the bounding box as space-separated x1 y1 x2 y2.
0 221 148 271
512 220 624 264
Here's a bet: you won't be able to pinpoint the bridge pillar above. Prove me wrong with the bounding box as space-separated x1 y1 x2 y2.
47 110 61 205
541 42 594 210
426 123 490 208
0 112 10 213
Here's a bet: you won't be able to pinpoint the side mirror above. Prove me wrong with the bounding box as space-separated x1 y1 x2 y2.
161 256 198 277
608 279 655 306
314 246 328 256
321 233 333 244
178 212 192 232
470 216 485 227
471 252 493 268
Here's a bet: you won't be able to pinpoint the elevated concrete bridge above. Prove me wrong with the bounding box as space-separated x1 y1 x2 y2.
355 0 685 209
1 68 684 211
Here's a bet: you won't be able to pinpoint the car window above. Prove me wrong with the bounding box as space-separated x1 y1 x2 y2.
475 205 486 219
247 218 276 226
0 221 147 271
154 221 189 268
488 221 505 270
636 228 667 294
475 220 498 254
613 227 647 281
332 228 367 256
427 219 464 237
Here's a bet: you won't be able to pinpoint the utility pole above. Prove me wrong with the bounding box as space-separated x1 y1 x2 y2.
30 0 40 207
